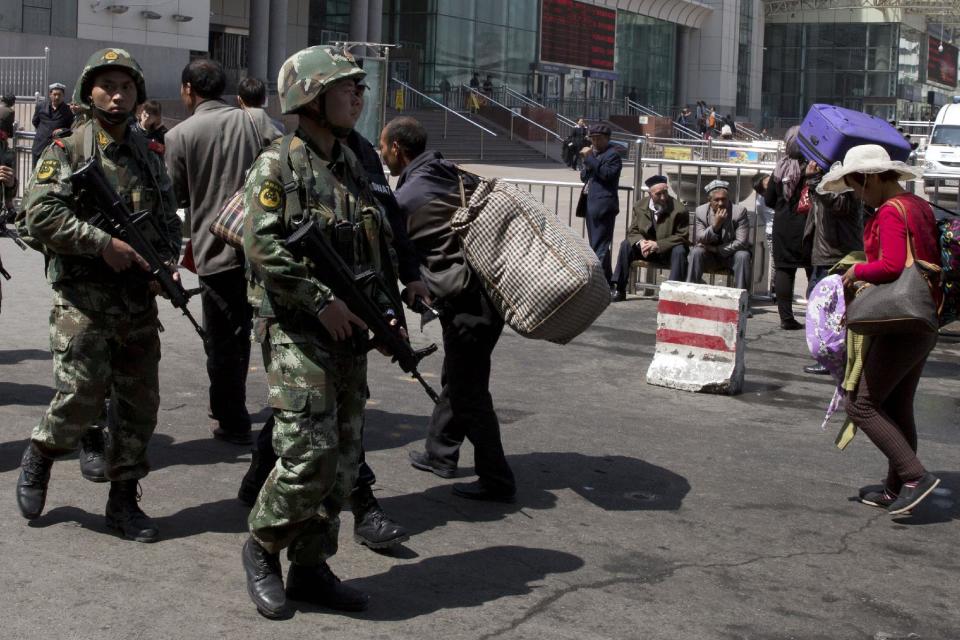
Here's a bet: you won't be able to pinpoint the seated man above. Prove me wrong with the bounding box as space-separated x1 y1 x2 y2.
686 179 751 290
611 174 689 301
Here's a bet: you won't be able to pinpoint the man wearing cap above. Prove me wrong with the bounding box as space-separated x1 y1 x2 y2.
686 180 751 290
16 48 182 543
578 123 622 287
165 58 263 445
31 82 75 166
610 175 689 301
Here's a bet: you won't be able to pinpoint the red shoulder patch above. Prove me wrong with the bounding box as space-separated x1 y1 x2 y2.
53 139 66 149
147 140 165 156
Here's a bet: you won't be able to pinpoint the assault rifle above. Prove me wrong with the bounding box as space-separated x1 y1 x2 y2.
285 218 441 404
0 192 26 280
70 159 205 340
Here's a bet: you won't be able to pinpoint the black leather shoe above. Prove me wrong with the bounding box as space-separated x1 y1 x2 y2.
242 537 290 619
352 486 410 549
238 449 275 506
803 363 830 375
780 318 803 330
610 287 626 303
79 427 107 483
16 442 53 520
105 480 159 543
286 562 369 611
408 450 456 479
452 480 516 504
211 425 253 446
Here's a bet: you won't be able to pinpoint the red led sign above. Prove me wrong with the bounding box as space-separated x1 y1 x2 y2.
540 0 617 71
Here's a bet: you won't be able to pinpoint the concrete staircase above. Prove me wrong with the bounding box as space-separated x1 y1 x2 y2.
385 107 562 165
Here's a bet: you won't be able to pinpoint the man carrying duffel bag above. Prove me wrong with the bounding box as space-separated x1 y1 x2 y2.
379 116 517 504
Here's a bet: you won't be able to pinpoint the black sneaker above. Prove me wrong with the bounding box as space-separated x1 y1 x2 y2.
858 485 897 509
888 473 940 516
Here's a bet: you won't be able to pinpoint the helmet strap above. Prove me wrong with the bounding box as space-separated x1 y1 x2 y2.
303 94 353 139
92 105 132 126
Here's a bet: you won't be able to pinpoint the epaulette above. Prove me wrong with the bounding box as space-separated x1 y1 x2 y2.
52 128 72 139
52 139 66 149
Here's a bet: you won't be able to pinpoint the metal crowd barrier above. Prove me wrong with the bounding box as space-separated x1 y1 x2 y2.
634 156 779 298
501 178 636 239
12 131 35 199
920 173 960 213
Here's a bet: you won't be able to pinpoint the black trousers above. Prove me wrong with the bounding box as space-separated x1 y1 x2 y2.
612 240 688 292
585 209 617 284
199 268 253 434
774 266 812 323
425 287 515 493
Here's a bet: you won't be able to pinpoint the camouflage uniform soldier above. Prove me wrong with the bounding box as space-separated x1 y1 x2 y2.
14 48 181 543
241 46 391 619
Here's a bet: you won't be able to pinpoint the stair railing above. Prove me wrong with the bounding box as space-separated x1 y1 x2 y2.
390 78 497 158
461 84 562 159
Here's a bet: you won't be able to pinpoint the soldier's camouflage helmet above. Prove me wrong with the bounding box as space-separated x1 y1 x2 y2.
73 48 147 106
278 46 366 115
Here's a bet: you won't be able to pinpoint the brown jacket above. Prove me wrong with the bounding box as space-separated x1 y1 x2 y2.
626 195 689 256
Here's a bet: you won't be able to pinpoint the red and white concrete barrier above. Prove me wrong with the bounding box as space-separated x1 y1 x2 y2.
645 281 747 395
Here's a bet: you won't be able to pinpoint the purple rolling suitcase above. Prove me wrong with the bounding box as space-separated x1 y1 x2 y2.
797 104 911 170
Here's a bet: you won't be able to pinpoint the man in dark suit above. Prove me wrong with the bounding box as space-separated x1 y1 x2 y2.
31 82 74 166
611 175 689 301
578 123 622 288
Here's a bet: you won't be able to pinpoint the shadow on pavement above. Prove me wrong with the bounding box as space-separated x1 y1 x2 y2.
149 433 253 471
0 438 27 473
0 381 53 406
297 545 584 621
0 348 51 365
31 498 250 540
890 470 960 526
361 409 430 453
381 452 689 536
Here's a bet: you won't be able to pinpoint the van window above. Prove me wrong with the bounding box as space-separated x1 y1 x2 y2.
931 125 960 146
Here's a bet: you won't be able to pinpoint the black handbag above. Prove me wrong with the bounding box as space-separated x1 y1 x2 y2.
846 198 941 335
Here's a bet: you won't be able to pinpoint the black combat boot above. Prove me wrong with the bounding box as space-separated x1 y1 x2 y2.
352 485 410 550
242 537 290 619
105 480 159 543
285 561 369 611
78 427 107 483
238 449 275 507
16 442 54 520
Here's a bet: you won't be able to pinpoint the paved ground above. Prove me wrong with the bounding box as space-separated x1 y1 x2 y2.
1 164 958 639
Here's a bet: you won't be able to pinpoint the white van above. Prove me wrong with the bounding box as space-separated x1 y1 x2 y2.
924 101 960 190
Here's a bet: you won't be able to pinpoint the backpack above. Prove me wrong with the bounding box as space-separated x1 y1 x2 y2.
927 200 960 326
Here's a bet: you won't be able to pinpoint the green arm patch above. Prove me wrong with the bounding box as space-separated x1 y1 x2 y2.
257 179 283 211
36 159 60 183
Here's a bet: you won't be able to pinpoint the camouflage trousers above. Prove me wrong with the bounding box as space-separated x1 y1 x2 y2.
32 303 161 481
248 334 367 565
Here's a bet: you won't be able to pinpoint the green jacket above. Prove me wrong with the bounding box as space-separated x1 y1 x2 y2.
242 131 394 351
625 195 690 256
20 119 181 314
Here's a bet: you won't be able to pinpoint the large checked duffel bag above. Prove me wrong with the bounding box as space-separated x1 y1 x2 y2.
451 175 610 344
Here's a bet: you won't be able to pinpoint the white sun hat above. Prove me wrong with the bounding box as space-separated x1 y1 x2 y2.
817 144 922 194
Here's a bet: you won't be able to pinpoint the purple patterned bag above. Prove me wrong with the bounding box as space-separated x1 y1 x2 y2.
805 275 847 429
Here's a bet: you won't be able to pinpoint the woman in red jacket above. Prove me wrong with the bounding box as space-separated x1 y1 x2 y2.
819 144 941 516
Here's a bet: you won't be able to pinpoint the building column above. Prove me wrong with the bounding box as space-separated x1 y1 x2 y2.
367 0 382 43
350 0 369 42
267 0 289 89
248 0 270 82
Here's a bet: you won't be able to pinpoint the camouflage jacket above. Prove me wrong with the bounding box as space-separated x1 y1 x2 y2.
20 119 181 314
243 130 395 351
